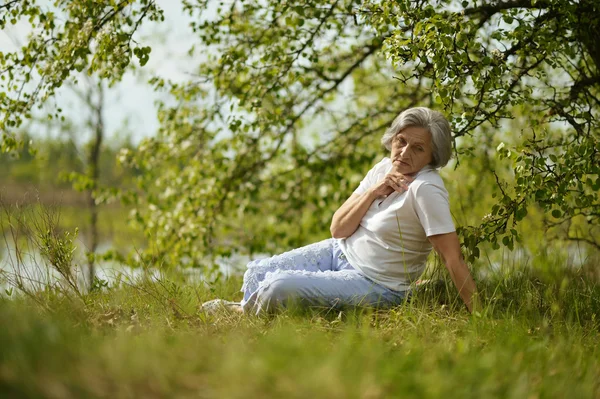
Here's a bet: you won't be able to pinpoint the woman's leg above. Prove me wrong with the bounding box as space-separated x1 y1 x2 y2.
241 239 337 305
242 268 406 315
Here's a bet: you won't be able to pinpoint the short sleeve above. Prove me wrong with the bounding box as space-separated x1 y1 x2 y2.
413 182 455 236
353 158 390 195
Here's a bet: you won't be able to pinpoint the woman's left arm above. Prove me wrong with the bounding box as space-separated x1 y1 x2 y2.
428 232 477 313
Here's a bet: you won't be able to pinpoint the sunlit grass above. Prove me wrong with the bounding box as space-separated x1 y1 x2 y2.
1 262 599 398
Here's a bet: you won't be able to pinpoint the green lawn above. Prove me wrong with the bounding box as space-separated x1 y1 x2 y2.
1 266 599 398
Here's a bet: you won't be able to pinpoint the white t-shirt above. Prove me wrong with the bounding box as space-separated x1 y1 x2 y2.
338 157 455 292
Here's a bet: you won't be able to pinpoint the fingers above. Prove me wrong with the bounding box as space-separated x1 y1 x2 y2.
397 178 409 192
382 172 414 195
385 175 410 193
393 172 414 183
394 173 413 191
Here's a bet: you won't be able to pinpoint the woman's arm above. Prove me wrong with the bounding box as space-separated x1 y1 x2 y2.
428 232 477 313
330 191 378 239
331 172 411 239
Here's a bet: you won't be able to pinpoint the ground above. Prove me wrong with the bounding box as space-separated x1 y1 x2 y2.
1 268 599 398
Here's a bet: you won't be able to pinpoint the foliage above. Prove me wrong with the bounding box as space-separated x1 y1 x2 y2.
2 0 599 269
125 0 599 266
0 203 85 303
0 0 163 149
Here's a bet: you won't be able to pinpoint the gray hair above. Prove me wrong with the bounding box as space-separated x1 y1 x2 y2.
381 107 453 169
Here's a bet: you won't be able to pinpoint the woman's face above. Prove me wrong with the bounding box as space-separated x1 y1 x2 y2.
390 126 433 175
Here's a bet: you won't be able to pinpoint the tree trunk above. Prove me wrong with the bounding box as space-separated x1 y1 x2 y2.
87 81 104 290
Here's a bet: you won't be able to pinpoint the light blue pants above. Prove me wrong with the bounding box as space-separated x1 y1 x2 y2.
240 239 407 315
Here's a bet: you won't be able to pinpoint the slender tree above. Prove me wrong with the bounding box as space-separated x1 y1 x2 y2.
72 77 105 288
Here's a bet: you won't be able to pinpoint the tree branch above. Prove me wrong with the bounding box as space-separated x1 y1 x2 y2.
464 0 550 18
0 0 21 11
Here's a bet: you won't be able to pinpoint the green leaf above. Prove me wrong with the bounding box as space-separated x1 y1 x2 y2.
515 207 528 221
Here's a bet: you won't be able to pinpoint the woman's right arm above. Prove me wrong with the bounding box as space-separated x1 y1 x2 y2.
330 173 411 239
330 191 378 239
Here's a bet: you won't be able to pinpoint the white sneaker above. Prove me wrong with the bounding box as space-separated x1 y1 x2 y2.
200 299 242 314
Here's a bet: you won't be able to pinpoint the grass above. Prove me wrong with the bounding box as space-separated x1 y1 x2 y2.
1 265 599 398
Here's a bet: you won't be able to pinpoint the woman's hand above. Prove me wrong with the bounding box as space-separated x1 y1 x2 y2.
369 172 414 197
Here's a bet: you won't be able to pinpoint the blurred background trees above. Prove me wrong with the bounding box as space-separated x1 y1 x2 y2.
1 0 598 276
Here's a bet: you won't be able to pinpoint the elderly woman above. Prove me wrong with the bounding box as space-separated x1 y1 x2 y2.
203 107 476 315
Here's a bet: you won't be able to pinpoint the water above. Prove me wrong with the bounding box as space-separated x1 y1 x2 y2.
0 239 258 297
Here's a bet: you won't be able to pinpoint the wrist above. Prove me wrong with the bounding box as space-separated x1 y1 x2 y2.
365 187 380 201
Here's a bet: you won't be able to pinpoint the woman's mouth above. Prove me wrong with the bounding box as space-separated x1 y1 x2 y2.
394 159 410 166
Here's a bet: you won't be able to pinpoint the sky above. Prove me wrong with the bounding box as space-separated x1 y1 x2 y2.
1 0 207 145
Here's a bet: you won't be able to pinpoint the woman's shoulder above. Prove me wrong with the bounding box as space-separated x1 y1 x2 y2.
410 168 449 194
